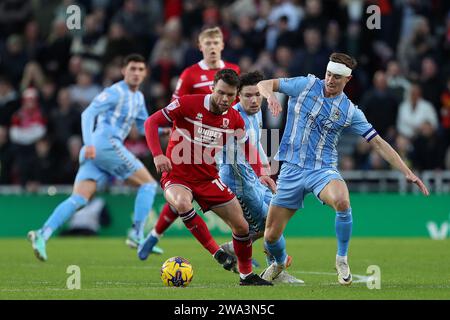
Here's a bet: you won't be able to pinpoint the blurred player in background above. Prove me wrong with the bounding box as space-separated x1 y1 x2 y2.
172 26 240 99
218 71 303 284
143 69 273 286
154 26 241 248
257 52 429 285
28 54 161 261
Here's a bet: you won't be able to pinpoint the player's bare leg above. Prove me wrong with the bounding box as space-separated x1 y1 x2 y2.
319 179 353 285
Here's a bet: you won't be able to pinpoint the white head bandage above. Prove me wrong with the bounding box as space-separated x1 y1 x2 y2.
327 61 352 77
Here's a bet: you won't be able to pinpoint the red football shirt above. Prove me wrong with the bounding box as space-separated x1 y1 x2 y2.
172 60 240 100
162 94 246 181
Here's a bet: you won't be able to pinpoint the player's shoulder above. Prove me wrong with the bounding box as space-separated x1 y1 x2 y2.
227 105 244 121
177 94 208 110
280 74 319 88
179 94 207 103
106 81 128 96
93 82 121 103
183 63 203 74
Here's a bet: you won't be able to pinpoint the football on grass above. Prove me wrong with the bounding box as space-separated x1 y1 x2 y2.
160 256 194 287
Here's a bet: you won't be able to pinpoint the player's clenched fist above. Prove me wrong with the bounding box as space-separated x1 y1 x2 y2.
154 155 172 173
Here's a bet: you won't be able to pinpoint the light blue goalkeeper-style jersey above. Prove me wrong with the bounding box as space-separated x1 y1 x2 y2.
220 103 268 171
81 80 149 146
276 74 378 169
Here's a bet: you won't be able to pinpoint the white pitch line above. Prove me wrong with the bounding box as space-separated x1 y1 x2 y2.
292 270 371 284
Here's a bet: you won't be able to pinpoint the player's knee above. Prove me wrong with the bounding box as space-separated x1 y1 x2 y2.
232 220 249 236
334 199 350 212
172 198 193 213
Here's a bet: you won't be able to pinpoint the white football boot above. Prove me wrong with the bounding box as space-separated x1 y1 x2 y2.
336 255 352 286
260 255 292 281
273 270 305 284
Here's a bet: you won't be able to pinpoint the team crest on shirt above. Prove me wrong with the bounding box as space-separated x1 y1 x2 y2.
221 118 230 128
196 113 203 120
200 75 208 81
332 109 340 121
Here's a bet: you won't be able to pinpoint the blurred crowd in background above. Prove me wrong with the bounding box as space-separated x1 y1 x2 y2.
0 0 450 191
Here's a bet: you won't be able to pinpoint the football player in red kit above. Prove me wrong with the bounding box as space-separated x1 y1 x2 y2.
142 69 274 286
172 27 240 100
150 26 241 263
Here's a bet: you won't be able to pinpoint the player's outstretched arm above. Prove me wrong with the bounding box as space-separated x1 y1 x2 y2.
257 79 282 117
369 135 429 195
144 111 172 173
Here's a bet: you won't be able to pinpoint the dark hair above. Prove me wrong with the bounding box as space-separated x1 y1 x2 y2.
329 52 357 70
123 53 146 67
239 71 264 92
214 69 240 88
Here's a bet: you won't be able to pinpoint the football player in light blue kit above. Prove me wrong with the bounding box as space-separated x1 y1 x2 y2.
28 54 162 261
218 71 302 283
257 52 429 285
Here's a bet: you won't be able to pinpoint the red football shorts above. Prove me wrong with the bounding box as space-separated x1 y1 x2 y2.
161 172 236 211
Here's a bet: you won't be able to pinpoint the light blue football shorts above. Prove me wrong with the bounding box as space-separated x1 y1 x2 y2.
270 162 344 210
75 136 144 189
219 164 272 232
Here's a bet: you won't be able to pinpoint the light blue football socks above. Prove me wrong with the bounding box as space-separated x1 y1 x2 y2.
133 182 157 239
264 235 287 265
335 208 352 256
41 194 88 241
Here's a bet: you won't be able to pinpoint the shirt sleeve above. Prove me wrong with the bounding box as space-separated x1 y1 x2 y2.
135 93 149 135
348 107 378 141
278 76 310 97
161 97 187 122
81 87 118 145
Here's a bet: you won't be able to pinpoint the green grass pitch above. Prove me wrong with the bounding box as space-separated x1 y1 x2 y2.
1 237 449 299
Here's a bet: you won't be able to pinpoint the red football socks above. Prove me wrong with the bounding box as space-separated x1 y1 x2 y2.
179 208 220 255
232 233 253 274
154 203 178 235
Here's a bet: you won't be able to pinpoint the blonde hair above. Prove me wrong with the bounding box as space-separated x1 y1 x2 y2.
198 27 223 42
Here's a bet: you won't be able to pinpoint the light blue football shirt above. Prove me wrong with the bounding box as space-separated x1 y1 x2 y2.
220 103 268 170
81 80 148 145
276 74 377 169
